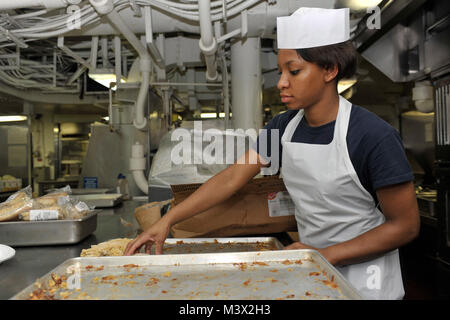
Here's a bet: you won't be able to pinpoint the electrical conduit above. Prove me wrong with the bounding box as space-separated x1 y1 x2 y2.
130 142 149 195
89 0 149 130
89 0 150 194
198 0 218 81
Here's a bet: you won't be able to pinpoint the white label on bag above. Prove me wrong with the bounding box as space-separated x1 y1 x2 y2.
29 210 59 221
267 191 295 217
75 201 89 212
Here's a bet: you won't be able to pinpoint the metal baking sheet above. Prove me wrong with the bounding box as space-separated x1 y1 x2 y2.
75 194 123 208
0 210 99 247
70 188 112 195
11 249 363 300
153 237 284 255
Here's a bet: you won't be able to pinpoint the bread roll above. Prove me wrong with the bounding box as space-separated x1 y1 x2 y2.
34 192 69 208
0 198 33 222
80 238 133 257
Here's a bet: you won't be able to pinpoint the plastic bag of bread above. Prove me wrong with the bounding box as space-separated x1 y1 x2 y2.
62 198 92 220
0 186 33 222
19 205 64 221
35 185 72 207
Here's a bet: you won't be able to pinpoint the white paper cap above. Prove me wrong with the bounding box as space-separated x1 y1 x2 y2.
277 7 350 49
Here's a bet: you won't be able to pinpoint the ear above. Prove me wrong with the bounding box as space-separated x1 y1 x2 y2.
323 64 339 83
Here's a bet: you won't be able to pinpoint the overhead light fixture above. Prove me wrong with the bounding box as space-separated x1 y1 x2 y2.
88 68 126 91
347 0 383 10
338 79 357 94
0 115 27 122
200 112 233 119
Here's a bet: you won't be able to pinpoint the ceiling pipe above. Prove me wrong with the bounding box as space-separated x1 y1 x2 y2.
198 0 218 82
89 0 149 131
0 0 70 10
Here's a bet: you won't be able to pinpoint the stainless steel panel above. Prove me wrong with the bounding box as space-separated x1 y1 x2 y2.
10 249 363 300
76 194 123 208
70 188 112 195
0 211 99 246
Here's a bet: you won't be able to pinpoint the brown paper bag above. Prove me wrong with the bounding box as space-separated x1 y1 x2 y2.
134 199 173 231
169 176 298 238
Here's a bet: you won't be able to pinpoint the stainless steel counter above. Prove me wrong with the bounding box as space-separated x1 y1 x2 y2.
0 199 145 300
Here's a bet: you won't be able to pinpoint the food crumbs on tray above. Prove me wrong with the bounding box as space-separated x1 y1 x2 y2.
309 272 321 276
295 259 303 264
213 239 219 244
101 275 116 281
269 269 278 273
242 279 251 286
281 259 293 265
123 281 137 286
96 266 104 271
176 240 184 244
85 265 94 270
233 263 248 271
286 294 295 298
251 261 268 266
59 291 71 299
287 268 293 272
123 264 139 268
161 290 168 294
305 291 312 296
163 271 171 277
146 277 160 286
322 276 338 289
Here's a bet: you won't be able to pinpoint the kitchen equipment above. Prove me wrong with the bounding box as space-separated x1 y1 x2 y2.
149 237 284 255
10 249 363 300
75 194 123 208
0 210 99 246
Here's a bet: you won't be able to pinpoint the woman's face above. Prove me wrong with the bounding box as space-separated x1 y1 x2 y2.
277 49 329 110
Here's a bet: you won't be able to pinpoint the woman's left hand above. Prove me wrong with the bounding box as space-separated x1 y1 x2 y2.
283 242 334 265
283 241 316 251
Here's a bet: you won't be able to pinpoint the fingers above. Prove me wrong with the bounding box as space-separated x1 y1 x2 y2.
124 236 149 256
154 241 164 255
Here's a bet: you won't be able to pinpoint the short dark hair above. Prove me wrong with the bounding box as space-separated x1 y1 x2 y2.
296 40 357 82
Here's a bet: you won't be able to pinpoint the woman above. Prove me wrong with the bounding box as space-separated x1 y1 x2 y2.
125 7 420 300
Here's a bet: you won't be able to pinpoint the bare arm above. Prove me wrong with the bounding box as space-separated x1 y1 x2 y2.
162 149 266 227
286 181 420 266
124 148 267 255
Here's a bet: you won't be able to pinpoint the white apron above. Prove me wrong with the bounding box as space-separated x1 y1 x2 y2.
280 96 404 300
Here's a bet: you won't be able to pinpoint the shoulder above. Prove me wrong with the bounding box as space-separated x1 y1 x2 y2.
349 105 399 146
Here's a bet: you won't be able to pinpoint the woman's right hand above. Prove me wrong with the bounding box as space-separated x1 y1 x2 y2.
123 218 171 255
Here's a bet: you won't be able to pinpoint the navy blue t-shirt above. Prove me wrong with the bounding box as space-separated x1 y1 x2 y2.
252 105 414 204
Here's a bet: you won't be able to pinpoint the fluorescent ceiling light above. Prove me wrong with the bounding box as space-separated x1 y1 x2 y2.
88 69 126 91
338 79 357 94
200 112 232 119
0 115 27 122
